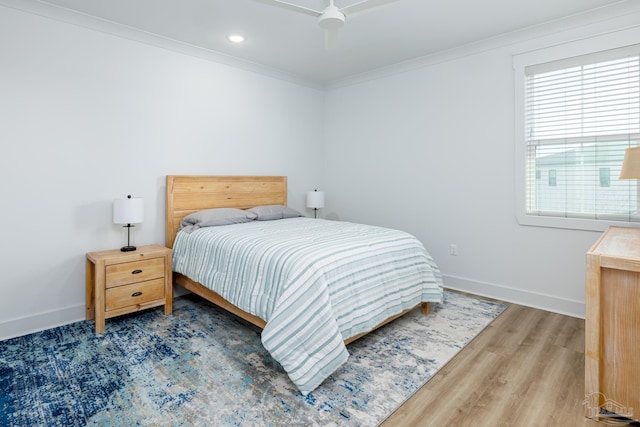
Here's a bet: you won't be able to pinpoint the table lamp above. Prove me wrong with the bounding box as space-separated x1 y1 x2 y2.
306 189 325 219
113 195 144 251
620 146 640 179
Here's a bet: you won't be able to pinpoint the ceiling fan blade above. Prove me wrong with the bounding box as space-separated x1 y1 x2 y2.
325 28 340 50
341 0 401 16
251 0 321 17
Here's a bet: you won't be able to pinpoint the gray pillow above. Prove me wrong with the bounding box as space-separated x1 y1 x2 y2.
180 208 257 233
246 205 303 221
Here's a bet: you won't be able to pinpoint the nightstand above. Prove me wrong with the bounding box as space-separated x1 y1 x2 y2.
86 244 173 333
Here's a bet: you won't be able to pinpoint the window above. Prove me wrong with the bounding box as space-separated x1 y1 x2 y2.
517 44 640 229
600 168 611 187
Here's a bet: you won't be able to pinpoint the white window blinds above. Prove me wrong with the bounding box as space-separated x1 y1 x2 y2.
524 45 640 222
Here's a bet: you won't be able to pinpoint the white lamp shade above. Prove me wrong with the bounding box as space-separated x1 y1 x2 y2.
619 147 640 179
113 197 144 224
306 190 325 209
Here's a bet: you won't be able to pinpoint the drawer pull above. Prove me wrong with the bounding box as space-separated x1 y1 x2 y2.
131 269 143 274
131 291 143 297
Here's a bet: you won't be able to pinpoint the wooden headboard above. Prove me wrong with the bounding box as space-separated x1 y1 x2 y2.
165 175 288 248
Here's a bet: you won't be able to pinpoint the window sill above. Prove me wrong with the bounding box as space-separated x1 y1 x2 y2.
515 212 640 232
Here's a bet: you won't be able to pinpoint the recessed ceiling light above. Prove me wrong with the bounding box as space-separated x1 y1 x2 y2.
227 34 245 44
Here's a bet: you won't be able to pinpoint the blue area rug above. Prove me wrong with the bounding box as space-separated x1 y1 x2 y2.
1 291 506 426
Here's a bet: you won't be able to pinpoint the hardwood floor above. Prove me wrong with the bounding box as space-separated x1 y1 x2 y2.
382 296 638 427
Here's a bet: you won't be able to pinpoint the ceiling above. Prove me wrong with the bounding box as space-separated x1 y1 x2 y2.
26 0 631 85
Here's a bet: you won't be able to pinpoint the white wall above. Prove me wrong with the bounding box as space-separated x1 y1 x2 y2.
0 6 325 339
2 3 639 340
323 9 640 318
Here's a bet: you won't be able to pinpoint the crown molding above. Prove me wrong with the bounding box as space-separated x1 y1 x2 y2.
2 0 638 92
326 1 640 90
0 0 324 90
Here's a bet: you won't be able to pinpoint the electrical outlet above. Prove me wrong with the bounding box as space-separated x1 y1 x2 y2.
449 244 457 256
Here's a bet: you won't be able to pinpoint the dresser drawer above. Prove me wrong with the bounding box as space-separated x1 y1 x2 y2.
105 278 165 311
105 258 165 288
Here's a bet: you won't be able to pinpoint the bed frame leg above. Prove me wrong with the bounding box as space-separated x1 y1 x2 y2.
421 302 430 315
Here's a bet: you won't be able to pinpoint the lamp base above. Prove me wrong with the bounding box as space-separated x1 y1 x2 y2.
120 223 136 252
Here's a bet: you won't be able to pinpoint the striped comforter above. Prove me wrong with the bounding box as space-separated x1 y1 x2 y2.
172 217 443 395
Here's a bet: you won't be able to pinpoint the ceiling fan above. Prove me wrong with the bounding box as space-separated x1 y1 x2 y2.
252 0 401 48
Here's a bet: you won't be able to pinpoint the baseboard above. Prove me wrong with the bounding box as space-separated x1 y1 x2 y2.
1 277 583 341
443 274 585 319
0 287 192 341
0 304 86 341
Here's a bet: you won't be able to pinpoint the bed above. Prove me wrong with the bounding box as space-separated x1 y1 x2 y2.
165 175 444 395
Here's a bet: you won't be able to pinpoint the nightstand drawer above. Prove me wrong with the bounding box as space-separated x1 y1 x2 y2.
105 258 165 288
105 278 165 311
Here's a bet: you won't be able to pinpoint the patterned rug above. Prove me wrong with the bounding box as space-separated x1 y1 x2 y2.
1 291 506 426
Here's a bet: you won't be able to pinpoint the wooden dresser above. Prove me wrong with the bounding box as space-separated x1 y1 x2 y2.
585 226 640 422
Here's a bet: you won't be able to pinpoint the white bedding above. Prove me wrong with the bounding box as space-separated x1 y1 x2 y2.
172 217 443 395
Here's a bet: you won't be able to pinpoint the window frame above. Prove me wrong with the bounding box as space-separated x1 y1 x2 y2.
514 38 640 232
